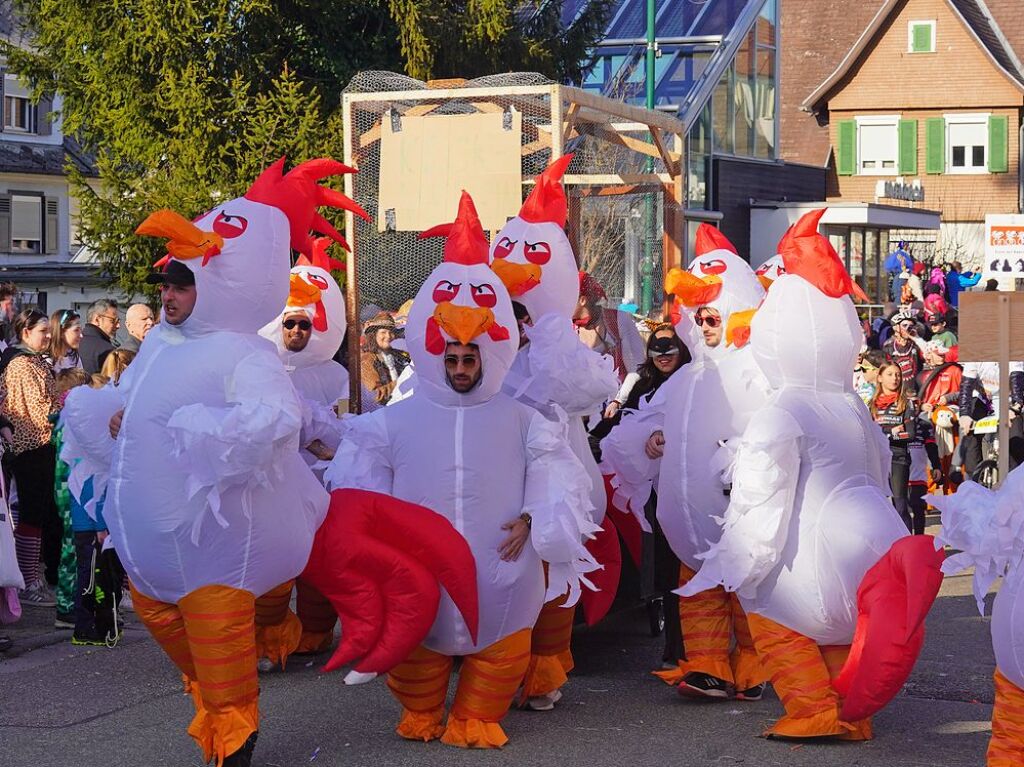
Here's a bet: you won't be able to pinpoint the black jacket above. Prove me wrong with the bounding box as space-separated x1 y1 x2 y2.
79 323 114 374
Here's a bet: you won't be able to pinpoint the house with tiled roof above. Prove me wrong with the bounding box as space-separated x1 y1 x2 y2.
0 13 117 315
801 0 1024 294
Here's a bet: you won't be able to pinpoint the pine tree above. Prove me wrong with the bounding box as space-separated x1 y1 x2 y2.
4 0 611 294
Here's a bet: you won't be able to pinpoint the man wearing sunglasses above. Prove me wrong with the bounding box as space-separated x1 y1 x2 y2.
282 312 313 353
694 307 724 348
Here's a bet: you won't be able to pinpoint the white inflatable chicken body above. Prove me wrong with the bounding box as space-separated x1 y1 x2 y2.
929 468 1024 762
684 209 944 738
490 154 617 524
259 236 349 464
655 225 769 571
325 191 597 748
107 161 354 603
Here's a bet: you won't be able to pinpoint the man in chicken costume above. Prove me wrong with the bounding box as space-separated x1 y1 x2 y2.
255 237 350 663
488 154 619 709
928 468 1024 765
326 191 598 748
642 225 771 701
60 158 480 767
682 209 944 739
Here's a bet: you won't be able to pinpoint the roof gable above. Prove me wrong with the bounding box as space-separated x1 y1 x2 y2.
804 0 1024 113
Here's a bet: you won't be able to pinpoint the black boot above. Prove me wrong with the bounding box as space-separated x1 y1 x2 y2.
222 731 258 767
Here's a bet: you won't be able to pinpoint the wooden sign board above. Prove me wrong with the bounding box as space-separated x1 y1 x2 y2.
957 291 1024 362
378 110 523 232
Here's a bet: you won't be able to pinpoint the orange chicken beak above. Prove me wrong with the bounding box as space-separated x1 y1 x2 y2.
665 268 723 308
136 209 225 265
757 274 774 291
433 303 495 345
287 274 322 308
725 308 757 348
492 259 542 297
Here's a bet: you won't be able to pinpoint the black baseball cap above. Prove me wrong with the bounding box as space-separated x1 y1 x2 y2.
145 259 195 287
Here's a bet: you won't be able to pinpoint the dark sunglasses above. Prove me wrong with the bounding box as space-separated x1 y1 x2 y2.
283 318 312 331
694 313 721 328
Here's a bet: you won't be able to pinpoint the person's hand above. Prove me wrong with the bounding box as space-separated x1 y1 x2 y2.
498 517 530 562
306 439 335 462
109 409 124 440
960 415 973 435
645 430 666 459
922 402 934 414
603 401 621 420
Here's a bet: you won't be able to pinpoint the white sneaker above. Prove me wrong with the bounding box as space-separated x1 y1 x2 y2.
18 580 56 608
119 591 134 612
524 689 563 711
257 657 275 673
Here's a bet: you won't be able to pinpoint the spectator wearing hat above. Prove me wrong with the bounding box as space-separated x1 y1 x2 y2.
79 299 120 374
360 312 410 408
884 310 925 396
574 272 645 383
927 313 957 349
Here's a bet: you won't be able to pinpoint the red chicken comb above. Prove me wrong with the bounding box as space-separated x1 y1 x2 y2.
779 209 869 302
245 157 370 258
296 236 346 272
694 223 738 256
417 190 490 266
519 153 574 228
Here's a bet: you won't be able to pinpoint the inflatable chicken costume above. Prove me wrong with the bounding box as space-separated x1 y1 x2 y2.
259 235 350 462
645 225 770 698
60 159 480 767
489 154 618 705
325 191 598 748
682 210 944 738
253 239 350 661
928 469 1024 765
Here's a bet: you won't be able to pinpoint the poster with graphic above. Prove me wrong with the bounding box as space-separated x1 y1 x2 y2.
984 214 1024 277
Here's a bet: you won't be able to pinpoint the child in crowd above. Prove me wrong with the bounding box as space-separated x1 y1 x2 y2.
52 368 92 629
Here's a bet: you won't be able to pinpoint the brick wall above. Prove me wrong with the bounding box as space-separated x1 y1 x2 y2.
827 106 1022 221
778 0 885 167
828 0 1023 111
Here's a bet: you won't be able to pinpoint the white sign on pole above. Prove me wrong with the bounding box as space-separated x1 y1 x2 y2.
984 213 1024 277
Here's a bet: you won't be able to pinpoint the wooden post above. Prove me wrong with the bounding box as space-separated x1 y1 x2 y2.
999 293 1011 483
342 94 362 414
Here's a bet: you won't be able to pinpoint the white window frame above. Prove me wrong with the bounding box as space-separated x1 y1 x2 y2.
908 20 936 53
945 112 990 175
3 94 36 134
855 115 900 176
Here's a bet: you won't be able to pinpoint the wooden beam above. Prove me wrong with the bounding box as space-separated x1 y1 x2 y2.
562 102 581 146
577 184 662 197
562 173 675 185
359 122 381 150
650 127 680 177
581 122 664 163
560 84 686 135
345 84 557 104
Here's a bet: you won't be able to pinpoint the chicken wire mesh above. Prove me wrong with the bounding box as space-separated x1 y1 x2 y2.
343 71 670 322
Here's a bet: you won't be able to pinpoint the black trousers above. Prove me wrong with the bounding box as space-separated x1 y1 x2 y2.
961 416 1024 477
6 443 59 583
889 449 912 532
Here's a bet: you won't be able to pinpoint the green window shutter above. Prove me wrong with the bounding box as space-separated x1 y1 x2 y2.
911 23 933 53
837 119 856 175
989 114 1009 173
898 119 918 174
925 117 945 173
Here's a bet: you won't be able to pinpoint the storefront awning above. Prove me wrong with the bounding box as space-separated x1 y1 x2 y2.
750 200 941 230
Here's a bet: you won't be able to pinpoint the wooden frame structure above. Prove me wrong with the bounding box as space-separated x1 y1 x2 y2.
341 81 687 410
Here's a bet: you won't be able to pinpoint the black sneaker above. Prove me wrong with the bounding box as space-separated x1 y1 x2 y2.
736 682 767 701
223 731 258 767
71 627 110 647
55 612 75 630
678 672 730 699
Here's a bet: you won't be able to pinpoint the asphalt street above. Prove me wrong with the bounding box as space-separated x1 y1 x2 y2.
0 528 999 767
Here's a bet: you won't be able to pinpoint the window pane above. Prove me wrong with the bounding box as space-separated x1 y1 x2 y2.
735 30 756 157
952 146 965 166
973 145 985 166
754 48 776 159
11 195 41 254
859 122 898 170
712 67 734 155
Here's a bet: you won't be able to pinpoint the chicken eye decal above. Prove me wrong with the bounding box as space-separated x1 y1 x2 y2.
307 274 330 290
697 258 727 276
524 240 551 265
493 236 516 259
470 283 498 308
432 280 461 303
212 211 249 239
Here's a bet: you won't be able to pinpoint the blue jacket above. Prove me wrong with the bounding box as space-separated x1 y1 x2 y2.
947 269 982 307
70 475 107 533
